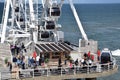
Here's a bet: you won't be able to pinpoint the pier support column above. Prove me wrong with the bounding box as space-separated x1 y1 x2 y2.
85 78 97 80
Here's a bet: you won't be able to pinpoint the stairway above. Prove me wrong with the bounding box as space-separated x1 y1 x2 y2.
0 43 12 67
0 67 11 80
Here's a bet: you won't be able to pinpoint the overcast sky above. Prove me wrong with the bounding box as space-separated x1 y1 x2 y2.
0 0 120 4
65 0 120 3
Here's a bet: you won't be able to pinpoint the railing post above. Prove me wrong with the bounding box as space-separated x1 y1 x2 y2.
17 70 19 79
74 66 76 75
0 72 1 80
47 68 48 77
108 63 110 71
33 69 34 79
61 67 62 76
10 71 12 80
99 64 101 72
87 65 89 74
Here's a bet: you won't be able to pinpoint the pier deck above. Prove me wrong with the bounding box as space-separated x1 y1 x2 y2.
0 64 118 80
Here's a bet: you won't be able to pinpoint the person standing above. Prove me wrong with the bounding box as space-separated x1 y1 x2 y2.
7 62 12 72
87 51 91 58
97 49 101 61
75 58 78 66
58 57 62 67
36 56 40 66
39 57 42 66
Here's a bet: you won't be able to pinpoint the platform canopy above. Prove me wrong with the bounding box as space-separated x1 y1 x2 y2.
36 42 74 53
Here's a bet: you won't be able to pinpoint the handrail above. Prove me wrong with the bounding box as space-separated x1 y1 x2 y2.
0 63 117 80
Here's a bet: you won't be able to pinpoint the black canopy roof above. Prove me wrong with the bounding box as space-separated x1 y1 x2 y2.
36 42 74 53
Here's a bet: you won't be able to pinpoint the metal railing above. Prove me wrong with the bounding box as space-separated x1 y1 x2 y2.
0 62 117 80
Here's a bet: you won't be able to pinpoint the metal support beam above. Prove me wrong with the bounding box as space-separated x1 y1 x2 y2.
1 0 10 43
68 0 88 41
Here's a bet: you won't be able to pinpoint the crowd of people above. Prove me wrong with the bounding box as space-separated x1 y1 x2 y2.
10 43 26 55
62 50 101 69
9 42 46 72
8 43 101 73
6 43 27 72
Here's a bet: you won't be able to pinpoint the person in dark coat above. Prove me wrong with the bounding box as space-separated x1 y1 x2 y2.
22 61 25 69
21 43 25 49
21 43 27 52
58 57 62 67
39 58 42 66
13 56 17 65
75 58 78 66
7 62 12 72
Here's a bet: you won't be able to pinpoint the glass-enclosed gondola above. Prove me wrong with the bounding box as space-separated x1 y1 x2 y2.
15 7 19 12
40 31 50 38
47 6 61 17
20 17 24 22
46 21 55 30
16 16 24 22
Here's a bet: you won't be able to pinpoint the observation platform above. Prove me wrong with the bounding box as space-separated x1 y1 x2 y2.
0 64 118 80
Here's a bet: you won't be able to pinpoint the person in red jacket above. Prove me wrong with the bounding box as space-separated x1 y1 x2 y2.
87 51 91 58
97 49 101 61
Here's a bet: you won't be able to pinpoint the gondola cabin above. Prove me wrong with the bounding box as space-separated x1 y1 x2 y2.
47 6 61 18
46 21 55 30
16 16 24 22
15 7 19 12
100 48 113 64
41 31 50 38
16 16 25 28
39 31 53 39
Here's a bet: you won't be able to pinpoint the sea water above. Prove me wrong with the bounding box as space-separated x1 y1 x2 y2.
0 3 120 80
59 4 120 80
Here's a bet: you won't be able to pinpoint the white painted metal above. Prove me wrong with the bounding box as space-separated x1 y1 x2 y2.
28 0 38 43
25 0 28 32
1 0 10 43
15 20 22 29
10 0 15 29
33 31 37 43
42 0 46 8
68 0 88 41
9 34 30 38
29 0 35 23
